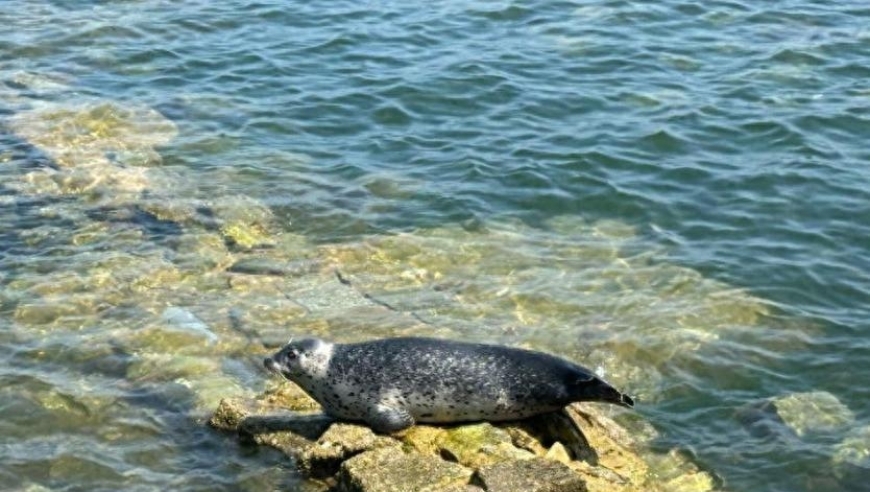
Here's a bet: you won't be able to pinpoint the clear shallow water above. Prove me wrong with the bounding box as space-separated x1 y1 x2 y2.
1 1 869 491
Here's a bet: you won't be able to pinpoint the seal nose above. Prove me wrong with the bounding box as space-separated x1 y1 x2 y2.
264 357 279 373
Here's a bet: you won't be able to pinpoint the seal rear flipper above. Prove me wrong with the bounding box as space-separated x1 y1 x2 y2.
366 404 415 433
571 377 635 408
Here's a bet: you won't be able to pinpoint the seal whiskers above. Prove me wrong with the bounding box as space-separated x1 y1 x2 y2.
264 336 634 433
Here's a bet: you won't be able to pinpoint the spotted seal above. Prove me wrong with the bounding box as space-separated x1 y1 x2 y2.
264 336 634 433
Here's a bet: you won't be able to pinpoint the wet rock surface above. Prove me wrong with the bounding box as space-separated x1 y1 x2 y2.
210 381 719 492
472 458 586 492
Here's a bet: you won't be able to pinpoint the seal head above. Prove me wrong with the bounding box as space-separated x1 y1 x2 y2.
264 337 333 381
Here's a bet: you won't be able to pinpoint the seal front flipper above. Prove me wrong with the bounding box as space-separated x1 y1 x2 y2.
366 403 415 433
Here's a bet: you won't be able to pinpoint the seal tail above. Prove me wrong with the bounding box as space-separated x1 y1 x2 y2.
571 377 635 408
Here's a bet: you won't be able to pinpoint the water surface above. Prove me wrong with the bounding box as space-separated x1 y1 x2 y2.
2 1 870 491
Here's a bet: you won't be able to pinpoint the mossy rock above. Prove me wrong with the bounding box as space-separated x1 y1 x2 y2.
472 457 586 492
338 446 473 492
9 101 176 168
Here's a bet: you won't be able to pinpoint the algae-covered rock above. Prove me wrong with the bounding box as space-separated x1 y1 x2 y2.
126 354 219 382
13 299 102 326
209 397 331 456
338 446 473 492
209 395 720 492
472 457 586 492
832 425 870 485
220 221 274 250
182 374 252 412
771 391 854 436
300 423 399 478
261 380 322 412
8 101 177 169
210 397 269 432
401 423 534 469
644 449 717 492
563 404 648 483
213 196 278 250
438 423 535 468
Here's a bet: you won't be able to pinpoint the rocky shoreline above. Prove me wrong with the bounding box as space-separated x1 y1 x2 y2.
210 381 719 492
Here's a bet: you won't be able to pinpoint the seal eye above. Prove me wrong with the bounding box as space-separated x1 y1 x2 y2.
285 349 299 360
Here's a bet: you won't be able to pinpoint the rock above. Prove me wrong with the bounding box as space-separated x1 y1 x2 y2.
739 391 854 438
8 101 177 169
300 423 398 478
771 391 854 436
503 425 549 456
220 221 274 250
645 449 717 492
400 423 534 469
438 423 535 468
261 380 322 412
209 395 720 492
569 461 636 492
161 307 218 343
209 397 331 441
228 258 321 277
13 300 100 326
545 442 572 465
472 457 586 492
515 409 596 464
126 354 219 382
209 397 275 432
338 446 473 492
662 470 716 492
832 425 870 485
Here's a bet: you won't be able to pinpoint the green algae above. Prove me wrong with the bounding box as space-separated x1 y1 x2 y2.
220 222 274 250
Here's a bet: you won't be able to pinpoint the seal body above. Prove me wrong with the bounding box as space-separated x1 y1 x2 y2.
264 336 633 433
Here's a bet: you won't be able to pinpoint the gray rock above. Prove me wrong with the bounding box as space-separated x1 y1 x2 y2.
472 457 586 492
338 446 473 492
208 397 331 456
299 423 399 478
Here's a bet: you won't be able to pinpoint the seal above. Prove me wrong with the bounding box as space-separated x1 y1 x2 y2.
264 336 634 433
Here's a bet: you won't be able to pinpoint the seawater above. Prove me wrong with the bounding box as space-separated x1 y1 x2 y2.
1 1 869 491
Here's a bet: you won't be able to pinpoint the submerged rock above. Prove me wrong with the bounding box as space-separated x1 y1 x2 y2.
8 101 177 169
161 307 218 343
739 391 854 439
315 217 784 402
832 425 870 485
